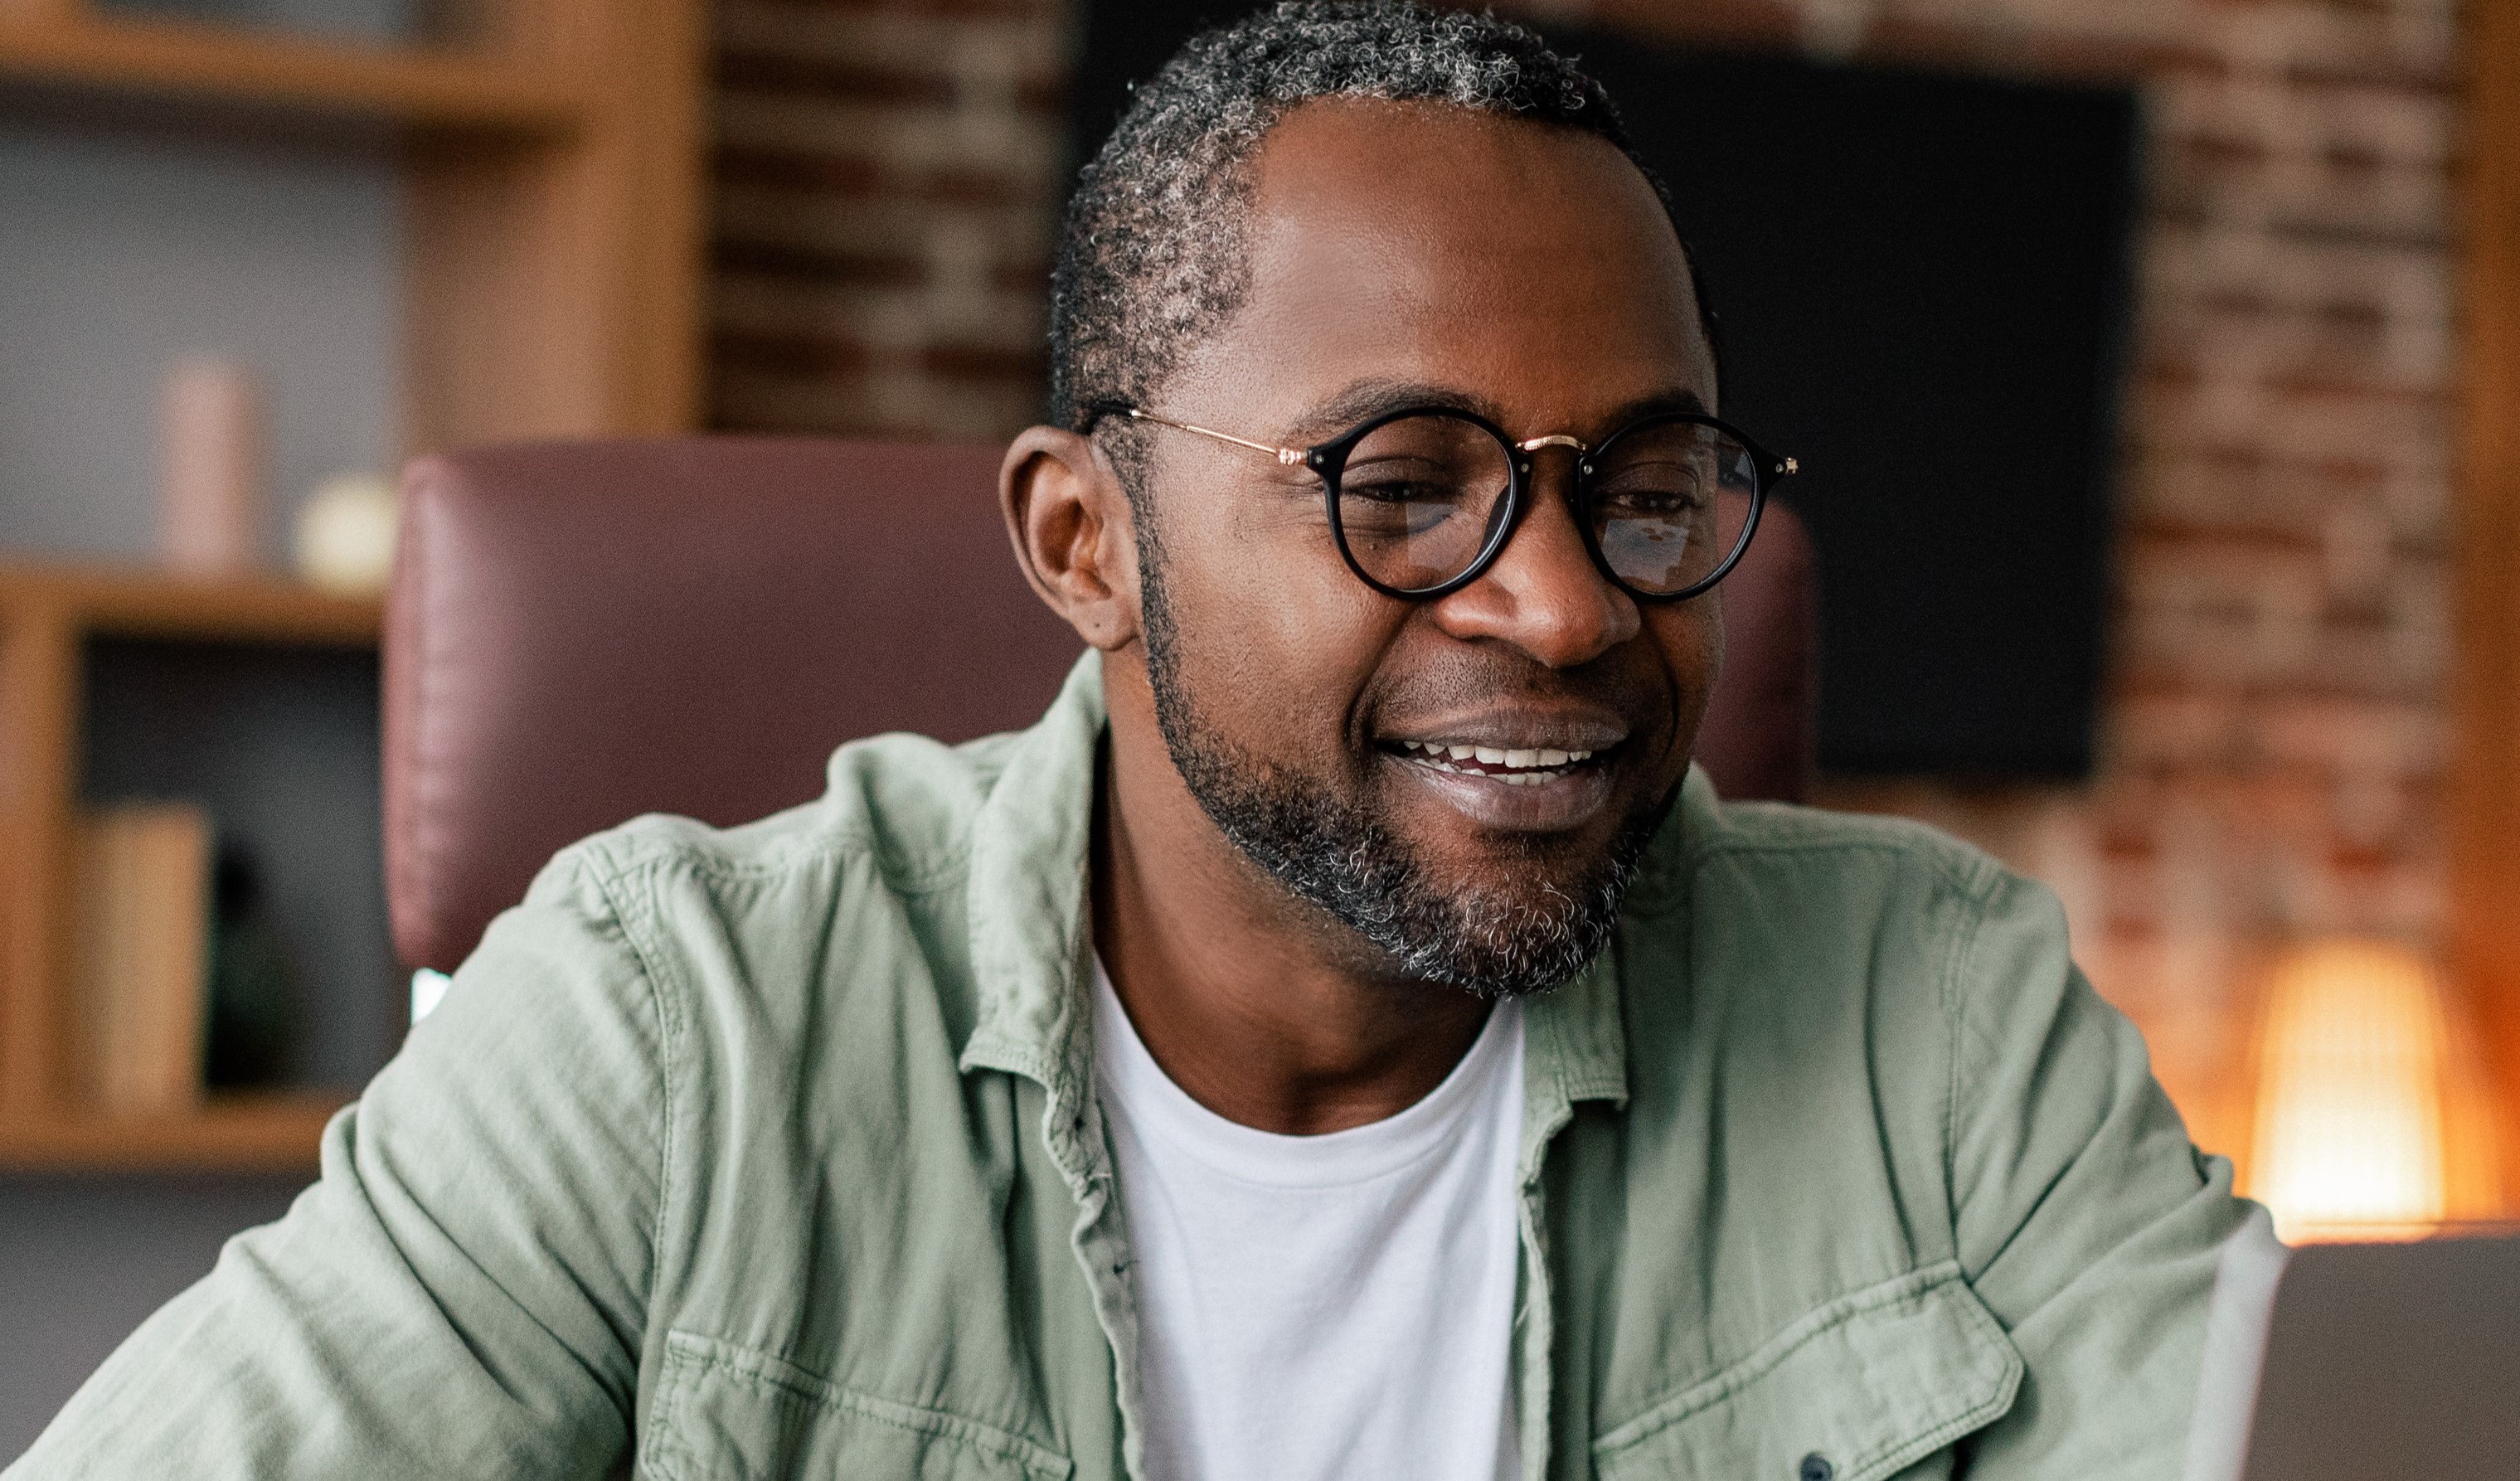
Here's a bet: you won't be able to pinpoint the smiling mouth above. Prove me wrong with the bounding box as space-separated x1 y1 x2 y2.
1385 738 1610 786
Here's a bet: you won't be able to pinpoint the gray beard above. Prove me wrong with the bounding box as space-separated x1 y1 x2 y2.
1135 546 1664 998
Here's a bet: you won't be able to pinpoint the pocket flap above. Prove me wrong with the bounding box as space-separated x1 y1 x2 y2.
643 1331 1074 1481
1592 1262 2022 1481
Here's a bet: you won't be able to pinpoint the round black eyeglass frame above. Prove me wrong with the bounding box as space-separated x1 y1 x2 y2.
1084 400 1799 603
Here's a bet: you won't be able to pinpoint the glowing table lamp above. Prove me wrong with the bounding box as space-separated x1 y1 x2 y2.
2249 940 2450 1243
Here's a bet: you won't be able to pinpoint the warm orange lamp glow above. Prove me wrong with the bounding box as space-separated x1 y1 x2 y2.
2249 940 2450 1243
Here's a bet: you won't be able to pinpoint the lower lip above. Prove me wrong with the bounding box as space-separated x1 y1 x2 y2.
1386 751 1618 832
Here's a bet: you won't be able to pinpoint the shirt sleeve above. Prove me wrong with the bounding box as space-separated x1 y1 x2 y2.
2179 1207 2289 1481
1942 866 2258 1481
6 850 667 1480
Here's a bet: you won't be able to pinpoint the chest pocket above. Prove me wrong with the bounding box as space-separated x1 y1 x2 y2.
1592 1263 2023 1481
641 1331 1074 1481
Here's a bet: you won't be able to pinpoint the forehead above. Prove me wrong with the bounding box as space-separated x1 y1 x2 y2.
1166 98 1711 432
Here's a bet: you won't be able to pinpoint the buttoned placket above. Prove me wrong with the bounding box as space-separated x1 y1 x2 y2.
1512 944 1634 1481
964 922 1160 1481
959 657 1160 1478
1043 935 1154 1481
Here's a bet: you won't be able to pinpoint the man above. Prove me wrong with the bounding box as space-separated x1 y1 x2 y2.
12 5 2255 1479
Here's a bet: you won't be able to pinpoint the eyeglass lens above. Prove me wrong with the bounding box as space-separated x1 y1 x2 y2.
1585 419 1759 595
1332 413 1515 595
1331 412 1757 596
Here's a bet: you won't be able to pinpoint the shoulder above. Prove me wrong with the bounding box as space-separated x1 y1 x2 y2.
1679 795 2011 906
529 726 1031 910
1638 790 2037 959
1632 787 2071 1038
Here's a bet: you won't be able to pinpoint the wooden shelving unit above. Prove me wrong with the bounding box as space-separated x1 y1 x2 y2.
0 562 382 1170
0 0 702 1170
0 0 706 452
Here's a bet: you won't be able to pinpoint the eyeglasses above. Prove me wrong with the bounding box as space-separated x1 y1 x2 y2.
1085 401 1797 602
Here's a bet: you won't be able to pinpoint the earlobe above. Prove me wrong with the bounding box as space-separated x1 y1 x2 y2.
1000 426 1143 653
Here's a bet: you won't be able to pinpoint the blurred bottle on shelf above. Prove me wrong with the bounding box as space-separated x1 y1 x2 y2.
205 847 300 1088
160 355 265 576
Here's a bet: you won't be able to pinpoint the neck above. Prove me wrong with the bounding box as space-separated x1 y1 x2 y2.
1090 666 1494 1136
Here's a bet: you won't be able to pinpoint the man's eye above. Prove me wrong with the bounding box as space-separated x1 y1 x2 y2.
1345 478 1453 504
1342 455 1478 501
1595 462 1710 514
1600 487 1706 516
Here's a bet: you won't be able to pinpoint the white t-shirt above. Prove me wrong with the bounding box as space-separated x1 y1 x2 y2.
1090 960 1526 1481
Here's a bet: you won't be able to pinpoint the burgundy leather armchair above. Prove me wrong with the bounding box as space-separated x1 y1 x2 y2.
383 438 1815 973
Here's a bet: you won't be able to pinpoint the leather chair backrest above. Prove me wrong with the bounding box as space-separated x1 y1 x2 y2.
384 438 1814 973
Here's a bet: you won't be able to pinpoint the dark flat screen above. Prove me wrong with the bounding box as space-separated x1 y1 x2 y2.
2241 1235 2520 1479
1067 8 2140 778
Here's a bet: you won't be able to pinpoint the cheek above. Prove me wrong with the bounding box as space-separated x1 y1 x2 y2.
1158 493 1406 744
1646 602 1722 742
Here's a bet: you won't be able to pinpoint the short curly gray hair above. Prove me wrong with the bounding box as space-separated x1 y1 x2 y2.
1049 0 1716 439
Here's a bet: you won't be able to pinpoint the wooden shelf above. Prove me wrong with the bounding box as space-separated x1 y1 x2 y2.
0 0 701 1173
0 561 383 1172
0 12 584 138
0 1090 346 1173
0 559 382 647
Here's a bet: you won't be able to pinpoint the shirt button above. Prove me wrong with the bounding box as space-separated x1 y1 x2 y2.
1799 1454 1833 1481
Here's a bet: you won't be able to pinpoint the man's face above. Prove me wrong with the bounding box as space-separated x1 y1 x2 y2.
1123 99 1721 994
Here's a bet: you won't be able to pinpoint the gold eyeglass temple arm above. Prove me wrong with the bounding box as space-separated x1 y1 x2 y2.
1119 408 1309 465
1124 407 1803 480
1130 412 1591 464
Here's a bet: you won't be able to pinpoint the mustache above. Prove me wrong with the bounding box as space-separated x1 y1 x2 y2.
1356 650 1676 732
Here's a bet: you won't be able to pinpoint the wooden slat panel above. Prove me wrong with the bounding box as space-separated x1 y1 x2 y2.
402 0 702 454
0 595 77 1115
592 0 705 436
404 139 605 451
2453 0 2520 1206
0 0 85 27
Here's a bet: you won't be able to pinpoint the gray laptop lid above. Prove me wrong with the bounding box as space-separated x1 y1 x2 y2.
2238 1232 2520 1479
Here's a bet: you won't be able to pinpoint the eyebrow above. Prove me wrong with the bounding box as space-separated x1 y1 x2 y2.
1286 379 1713 444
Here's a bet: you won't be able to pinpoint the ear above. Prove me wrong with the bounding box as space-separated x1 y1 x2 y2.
1001 425 1143 653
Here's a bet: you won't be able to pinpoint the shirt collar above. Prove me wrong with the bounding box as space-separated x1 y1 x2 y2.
959 650 1106 1091
1509 765 1718 1119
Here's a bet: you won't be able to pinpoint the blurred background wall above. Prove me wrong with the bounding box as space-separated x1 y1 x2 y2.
701 0 2461 1160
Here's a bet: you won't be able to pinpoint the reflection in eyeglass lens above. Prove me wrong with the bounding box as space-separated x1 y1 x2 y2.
1334 414 1513 592
1590 425 1753 595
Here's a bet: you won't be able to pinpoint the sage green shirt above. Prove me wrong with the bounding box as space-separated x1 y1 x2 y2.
13 654 2249 1480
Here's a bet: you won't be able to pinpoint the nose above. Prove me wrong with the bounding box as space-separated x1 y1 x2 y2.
1428 459 1639 666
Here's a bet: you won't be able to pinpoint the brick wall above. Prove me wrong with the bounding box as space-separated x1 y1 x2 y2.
1702 0 2461 1159
709 0 1066 439
703 0 2463 1158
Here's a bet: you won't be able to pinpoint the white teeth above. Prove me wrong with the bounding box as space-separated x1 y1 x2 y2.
1392 739 1607 774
